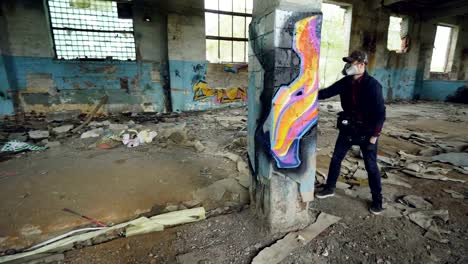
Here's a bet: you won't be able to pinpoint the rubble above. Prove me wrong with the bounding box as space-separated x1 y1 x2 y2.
193 178 249 205
52 125 74 134
28 130 49 139
88 121 111 127
381 172 412 188
8 133 27 142
45 141 61 148
443 189 465 199
46 110 81 122
400 195 433 209
405 162 422 172
408 210 450 243
402 169 465 183
251 213 341 264
80 128 104 139
432 152 468 167
109 123 129 131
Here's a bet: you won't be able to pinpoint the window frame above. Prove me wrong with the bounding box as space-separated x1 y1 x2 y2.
205 0 252 63
430 24 458 73
45 0 137 61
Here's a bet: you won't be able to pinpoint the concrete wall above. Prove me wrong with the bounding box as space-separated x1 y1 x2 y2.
416 17 468 101
0 0 171 115
167 5 248 112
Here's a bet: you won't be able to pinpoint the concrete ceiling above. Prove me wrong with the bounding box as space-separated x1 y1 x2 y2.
381 0 468 20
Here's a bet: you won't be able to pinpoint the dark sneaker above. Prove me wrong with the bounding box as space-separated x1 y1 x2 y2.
369 201 383 215
315 187 335 199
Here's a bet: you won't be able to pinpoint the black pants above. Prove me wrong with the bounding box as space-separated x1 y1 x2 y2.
325 132 382 202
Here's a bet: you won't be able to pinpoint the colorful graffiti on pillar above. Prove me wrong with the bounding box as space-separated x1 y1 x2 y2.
270 16 320 169
192 80 247 104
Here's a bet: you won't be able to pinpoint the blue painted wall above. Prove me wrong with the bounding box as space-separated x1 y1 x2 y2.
1 55 166 113
419 80 467 101
169 60 246 112
371 68 418 100
0 55 15 115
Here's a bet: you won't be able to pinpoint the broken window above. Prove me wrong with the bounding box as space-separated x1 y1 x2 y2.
205 0 252 63
319 2 351 88
430 25 457 73
47 0 136 60
387 15 410 53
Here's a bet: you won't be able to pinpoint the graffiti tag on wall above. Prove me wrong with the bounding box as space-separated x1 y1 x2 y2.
270 16 320 169
193 81 247 104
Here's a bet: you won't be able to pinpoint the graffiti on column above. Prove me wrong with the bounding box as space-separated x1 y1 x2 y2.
269 16 320 169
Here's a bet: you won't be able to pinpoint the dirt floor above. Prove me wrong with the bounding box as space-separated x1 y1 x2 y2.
1 101 468 263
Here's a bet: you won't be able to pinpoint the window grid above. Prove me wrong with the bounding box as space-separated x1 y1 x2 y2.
47 0 136 60
205 0 252 63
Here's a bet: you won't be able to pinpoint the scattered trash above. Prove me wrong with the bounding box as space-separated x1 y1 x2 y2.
251 212 341 264
125 218 164 237
126 207 205 237
28 130 49 139
26 227 105 251
71 95 108 133
137 130 158 144
121 129 157 148
62 208 108 227
0 208 205 263
0 171 17 178
1 141 48 153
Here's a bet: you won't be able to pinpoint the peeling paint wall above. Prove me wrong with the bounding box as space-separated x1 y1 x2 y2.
420 80 468 101
0 53 14 115
0 0 168 115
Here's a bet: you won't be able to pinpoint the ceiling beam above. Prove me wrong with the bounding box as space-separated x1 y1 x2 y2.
370 0 407 10
421 4 468 20
383 0 406 6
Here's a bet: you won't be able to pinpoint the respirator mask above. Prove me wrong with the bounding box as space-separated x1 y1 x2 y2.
342 63 359 76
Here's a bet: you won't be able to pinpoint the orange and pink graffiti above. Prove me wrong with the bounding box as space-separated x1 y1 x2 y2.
270 16 320 168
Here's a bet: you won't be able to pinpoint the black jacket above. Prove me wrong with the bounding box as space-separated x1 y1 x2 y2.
318 71 386 136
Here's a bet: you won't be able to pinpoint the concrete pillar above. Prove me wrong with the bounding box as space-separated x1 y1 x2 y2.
247 0 322 232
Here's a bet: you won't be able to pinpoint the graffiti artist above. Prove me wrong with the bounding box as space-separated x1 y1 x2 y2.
315 50 386 215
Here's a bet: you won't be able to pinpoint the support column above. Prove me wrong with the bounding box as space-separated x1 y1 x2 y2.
247 0 322 232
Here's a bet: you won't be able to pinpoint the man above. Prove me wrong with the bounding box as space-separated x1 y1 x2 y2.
315 50 386 215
